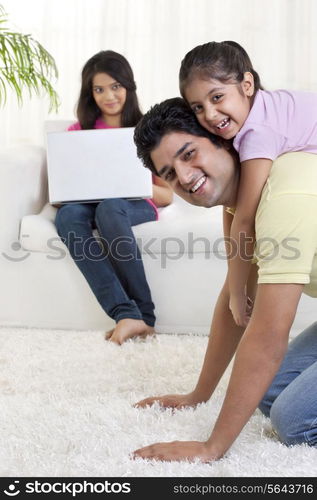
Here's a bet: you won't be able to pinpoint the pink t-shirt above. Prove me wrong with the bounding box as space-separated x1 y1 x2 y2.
233 89 317 162
68 117 112 131
68 118 158 219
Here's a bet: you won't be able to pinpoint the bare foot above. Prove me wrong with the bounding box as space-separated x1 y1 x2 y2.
107 319 154 345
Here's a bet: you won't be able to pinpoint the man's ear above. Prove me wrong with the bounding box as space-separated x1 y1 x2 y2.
220 138 239 163
242 71 255 97
220 138 232 151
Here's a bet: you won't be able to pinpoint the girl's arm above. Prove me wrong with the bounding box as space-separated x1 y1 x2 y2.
151 175 173 207
228 158 272 326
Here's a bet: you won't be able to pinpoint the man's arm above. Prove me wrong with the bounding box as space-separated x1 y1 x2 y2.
190 274 246 402
134 273 246 410
204 282 303 458
135 208 246 410
133 283 303 463
192 208 258 402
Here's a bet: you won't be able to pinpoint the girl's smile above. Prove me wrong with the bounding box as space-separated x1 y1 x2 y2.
184 75 254 139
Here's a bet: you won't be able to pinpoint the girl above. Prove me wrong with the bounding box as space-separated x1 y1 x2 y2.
55 50 172 344
179 40 317 327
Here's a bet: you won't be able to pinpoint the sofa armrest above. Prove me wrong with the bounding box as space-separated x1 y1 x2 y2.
0 145 47 249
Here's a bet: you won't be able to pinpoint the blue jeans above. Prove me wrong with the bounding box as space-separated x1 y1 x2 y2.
259 321 317 447
55 198 157 326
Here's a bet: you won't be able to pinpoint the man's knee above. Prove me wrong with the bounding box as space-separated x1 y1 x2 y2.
270 396 317 446
258 395 271 418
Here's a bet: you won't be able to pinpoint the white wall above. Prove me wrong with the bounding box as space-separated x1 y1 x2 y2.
1 0 317 148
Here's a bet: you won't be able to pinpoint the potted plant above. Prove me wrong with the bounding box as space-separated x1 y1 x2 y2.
0 4 59 111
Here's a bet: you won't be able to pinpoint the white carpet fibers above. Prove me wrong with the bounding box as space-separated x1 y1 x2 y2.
0 328 316 477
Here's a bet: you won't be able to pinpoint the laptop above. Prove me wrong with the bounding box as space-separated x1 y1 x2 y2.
46 127 152 204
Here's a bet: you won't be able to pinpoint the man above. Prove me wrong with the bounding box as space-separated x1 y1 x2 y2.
132 97 317 463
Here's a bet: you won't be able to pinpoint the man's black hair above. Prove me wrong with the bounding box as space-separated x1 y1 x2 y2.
134 97 223 174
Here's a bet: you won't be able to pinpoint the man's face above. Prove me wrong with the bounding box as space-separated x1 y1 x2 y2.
150 132 237 208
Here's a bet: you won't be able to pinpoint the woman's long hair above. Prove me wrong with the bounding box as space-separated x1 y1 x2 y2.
76 50 143 129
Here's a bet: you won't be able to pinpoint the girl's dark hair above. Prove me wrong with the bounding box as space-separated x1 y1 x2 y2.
179 40 264 97
77 50 142 129
134 97 224 175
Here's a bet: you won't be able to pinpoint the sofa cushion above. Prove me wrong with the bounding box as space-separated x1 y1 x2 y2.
20 198 226 256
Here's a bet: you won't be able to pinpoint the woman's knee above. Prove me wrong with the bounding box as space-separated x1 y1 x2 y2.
95 199 129 230
96 198 127 218
55 204 90 235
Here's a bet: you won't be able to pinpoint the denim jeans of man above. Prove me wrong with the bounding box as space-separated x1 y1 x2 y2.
55 198 156 326
259 321 317 447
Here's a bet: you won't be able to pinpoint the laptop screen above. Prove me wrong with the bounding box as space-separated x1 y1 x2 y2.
46 127 152 204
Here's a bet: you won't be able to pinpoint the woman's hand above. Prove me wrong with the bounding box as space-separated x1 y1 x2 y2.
151 176 173 207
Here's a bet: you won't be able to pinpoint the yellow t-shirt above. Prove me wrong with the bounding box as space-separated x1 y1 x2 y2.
255 152 317 297
225 206 236 216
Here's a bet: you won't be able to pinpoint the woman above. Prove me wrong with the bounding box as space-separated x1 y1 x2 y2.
55 50 172 344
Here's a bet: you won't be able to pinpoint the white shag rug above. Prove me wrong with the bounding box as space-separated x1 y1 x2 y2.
0 327 316 478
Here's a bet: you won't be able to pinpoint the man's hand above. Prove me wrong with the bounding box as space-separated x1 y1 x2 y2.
134 392 200 410
133 440 219 463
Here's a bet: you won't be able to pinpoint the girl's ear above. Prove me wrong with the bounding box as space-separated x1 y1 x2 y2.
242 71 255 97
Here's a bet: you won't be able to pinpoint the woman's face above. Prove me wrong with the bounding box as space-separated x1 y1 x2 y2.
92 72 127 121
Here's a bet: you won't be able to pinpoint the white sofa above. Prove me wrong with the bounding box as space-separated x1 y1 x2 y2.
0 133 315 336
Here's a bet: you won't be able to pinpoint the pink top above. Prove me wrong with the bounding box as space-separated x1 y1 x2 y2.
68 117 112 131
68 118 158 219
233 89 317 162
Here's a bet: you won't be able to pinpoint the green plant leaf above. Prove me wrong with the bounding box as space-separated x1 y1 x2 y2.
0 4 60 112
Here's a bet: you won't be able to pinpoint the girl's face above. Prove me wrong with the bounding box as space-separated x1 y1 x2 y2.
183 73 254 140
92 72 127 122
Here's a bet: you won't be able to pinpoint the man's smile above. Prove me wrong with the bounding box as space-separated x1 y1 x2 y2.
189 175 207 193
